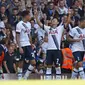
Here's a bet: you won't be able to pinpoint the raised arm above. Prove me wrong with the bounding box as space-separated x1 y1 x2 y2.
64 9 72 28
34 11 43 28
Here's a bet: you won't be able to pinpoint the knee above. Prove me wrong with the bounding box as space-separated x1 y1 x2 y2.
78 62 83 67
30 60 36 66
18 61 24 68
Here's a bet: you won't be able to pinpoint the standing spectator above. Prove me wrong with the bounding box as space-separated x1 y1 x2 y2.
30 17 38 38
77 0 84 17
46 1 59 20
5 24 14 46
40 2 47 14
10 8 20 44
57 0 68 20
0 5 9 21
66 0 73 8
9 0 21 13
0 0 10 9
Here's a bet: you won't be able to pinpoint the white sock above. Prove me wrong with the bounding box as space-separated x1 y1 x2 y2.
56 67 61 79
71 68 78 79
79 67 85 79
23 64 34 80
45 68 52 80
17 67 23 80
0 69 2 79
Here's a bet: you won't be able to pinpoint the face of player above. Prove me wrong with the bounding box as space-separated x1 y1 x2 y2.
25 14 31 21
52 19 58 27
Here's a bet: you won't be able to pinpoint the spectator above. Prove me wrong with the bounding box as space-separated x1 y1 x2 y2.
30 17 38 38
5 24 14 46
0 0 10 9
57 0 68 20
46 1 59 20
0 5 9 21
3 46 16 73
0 43 5 79
10 8 20 43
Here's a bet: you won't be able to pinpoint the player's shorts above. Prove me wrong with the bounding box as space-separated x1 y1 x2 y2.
73 51 84 62
22 46 35 60
46 50 63 66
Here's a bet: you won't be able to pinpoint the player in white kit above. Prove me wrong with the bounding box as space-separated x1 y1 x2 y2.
16 11 36 80
35 10 71 79
67 17 85 79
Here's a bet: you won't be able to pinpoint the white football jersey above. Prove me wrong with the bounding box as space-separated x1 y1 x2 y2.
16 21 31 47
44 25 64 50
69 26 85 52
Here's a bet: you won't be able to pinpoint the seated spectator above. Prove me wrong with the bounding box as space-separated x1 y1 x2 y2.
3 46 16 73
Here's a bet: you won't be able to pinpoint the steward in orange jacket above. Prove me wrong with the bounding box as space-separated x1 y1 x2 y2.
61 48 74 70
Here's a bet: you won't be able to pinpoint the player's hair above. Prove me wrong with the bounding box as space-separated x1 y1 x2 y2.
21 10 30 17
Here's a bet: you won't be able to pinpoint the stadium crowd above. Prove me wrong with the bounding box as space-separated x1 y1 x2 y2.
0 0 85 80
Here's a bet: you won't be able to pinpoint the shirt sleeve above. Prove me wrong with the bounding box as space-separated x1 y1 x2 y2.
44 25 50 32
69 29 75 38
16 24 21 33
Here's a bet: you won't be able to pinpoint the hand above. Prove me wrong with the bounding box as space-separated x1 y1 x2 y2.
25 60 29 63
34 10 38 18
68 9 72 15
19 47 24 54
76 38 83 42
